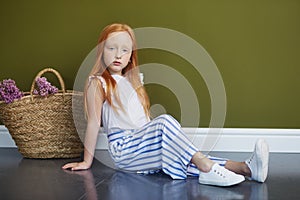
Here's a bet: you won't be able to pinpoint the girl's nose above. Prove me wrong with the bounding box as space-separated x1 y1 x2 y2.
115 49 122 59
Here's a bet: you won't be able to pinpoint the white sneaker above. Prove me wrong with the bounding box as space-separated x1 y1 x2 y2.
199 163 245 186
245 139 269 182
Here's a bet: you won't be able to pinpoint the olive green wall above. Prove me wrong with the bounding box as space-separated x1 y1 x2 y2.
1 0 299 128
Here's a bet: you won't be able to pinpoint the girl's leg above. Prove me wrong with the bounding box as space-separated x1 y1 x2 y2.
191 152 214 173
190 152 250 176
151 114 244 186
191 139 269 183
213 139 269 182
191 151 245 186
108 114 200 179
108 114 247 186
225 160 251 177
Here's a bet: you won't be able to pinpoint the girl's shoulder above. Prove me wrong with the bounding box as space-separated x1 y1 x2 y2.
88 75 105 82
88 75 106 92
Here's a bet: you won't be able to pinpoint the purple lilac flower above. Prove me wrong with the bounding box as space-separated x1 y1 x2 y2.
34 77 58 96
0 79 24 104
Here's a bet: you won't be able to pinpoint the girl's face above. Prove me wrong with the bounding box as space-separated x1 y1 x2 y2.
103 31 133 75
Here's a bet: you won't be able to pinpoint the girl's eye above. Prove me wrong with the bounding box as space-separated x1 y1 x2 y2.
107 47 115 50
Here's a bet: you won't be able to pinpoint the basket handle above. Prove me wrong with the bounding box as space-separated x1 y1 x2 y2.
30 68 66 100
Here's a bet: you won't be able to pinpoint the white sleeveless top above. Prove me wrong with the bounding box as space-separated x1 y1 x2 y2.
90 74 150 133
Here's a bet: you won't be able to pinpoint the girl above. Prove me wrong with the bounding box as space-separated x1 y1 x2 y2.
62 23 269 186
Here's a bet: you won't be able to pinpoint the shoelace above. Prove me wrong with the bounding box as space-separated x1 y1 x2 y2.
247 153 255 165
213 168 227 178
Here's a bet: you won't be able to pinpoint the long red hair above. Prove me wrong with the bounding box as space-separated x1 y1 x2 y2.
84 23 150 118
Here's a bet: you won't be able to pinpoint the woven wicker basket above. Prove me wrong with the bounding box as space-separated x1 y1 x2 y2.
0 68 86 158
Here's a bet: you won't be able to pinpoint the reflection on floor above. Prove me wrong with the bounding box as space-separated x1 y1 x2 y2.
0 148 299 200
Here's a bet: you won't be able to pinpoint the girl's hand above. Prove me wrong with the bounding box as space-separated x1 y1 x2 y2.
62 161 91 171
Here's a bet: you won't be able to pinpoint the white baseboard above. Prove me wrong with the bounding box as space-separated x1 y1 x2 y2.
1 125 300 153
0 125 17 148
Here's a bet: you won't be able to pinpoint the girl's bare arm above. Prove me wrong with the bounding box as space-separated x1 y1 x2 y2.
62 79 104 170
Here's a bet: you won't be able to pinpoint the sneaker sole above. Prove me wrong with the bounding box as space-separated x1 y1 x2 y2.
255 139 269 182
199 176 245 187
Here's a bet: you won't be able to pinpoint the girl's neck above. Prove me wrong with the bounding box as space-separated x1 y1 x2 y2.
111 73 123 77
108 70 123 77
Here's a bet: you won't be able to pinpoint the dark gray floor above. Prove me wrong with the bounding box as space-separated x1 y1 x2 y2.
0 148 299 200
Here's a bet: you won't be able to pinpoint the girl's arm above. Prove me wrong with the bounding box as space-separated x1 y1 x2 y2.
62 79 104 170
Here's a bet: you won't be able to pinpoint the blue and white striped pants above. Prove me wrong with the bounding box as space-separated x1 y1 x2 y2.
107 114 227 180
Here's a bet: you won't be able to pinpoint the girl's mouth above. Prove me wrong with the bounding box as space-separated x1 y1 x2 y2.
112 61 121 66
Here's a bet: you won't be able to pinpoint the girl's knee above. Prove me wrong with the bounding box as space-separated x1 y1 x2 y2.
158 114 181 129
